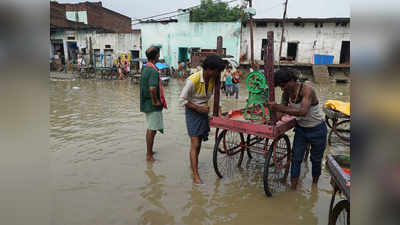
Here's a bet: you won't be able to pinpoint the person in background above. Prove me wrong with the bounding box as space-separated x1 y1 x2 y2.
232 69 241 99
179 55 227 184
140 47 167 162
267 69 327 190
171 66 176 77
124 55 130 79
178 61 184 80
220 68 227 94
77 54 86 73
117 57 123 80
224 67 233 98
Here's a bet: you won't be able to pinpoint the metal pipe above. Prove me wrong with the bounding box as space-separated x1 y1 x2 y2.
278 0 288 68
213 36 223 117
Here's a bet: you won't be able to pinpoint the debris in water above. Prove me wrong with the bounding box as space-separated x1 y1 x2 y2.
72 86 80 90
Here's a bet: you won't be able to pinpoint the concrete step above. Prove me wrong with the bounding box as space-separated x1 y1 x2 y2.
312 65 330 84
335 74 350 83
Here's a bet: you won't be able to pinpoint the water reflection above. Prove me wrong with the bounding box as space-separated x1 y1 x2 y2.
182 186 209 225
138 163 174 225
50 77 350 225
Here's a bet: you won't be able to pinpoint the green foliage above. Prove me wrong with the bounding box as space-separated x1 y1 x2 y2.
191 0 246 22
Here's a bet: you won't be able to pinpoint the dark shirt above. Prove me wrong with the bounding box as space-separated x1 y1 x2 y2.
140 66 162 113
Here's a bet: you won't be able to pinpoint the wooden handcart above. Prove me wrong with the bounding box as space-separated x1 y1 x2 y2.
323 107 351 145
210 112 295 196
210 32 295 197
326 154 350 225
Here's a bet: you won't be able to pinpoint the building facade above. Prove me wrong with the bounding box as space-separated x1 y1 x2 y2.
240 18 351 65
50 1 140 67
136 10 242 68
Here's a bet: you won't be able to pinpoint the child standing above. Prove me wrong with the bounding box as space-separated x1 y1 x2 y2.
225 67 233 97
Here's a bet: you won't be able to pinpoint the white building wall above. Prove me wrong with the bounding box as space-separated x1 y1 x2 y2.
50 30 141 62
90 33 141 54
241 22 350 64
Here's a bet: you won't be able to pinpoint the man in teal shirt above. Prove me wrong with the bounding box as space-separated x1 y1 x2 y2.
140 47 164 162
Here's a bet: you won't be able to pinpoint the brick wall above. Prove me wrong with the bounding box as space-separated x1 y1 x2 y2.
63 2 131 33
50 2 67 28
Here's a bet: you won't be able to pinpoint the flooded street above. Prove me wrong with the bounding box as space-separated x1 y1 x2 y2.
50 76 350 225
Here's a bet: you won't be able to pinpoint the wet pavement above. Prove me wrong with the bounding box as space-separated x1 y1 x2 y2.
50 76 350 225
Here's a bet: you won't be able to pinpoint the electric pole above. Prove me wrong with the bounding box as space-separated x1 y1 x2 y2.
248 0 255 68
278 0 288 68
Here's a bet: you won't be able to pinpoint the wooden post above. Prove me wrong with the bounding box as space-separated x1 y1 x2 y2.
213 36 223 117
89 37 93 66
265 31 277 124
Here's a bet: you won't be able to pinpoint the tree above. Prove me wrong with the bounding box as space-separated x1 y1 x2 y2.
191 0 246 22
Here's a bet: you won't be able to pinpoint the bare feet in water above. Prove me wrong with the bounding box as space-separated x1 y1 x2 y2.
146 154 156 162
193 176 203 184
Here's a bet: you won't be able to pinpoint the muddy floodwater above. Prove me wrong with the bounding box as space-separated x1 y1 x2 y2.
50 76 350 225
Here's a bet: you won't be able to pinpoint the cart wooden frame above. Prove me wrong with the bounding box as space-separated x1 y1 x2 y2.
210 32 295 197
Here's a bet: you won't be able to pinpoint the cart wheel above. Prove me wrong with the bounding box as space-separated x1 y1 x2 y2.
326 115 335 129
246 134 253 159
213 130 245 178
329 200 350 225
328 128 334 146
333 119 351 143
246 134 269 158
263 135 291 197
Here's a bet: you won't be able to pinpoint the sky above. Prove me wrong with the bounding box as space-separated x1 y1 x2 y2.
57 0 350 24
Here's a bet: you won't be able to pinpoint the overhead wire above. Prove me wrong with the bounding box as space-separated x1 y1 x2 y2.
132 0 240 25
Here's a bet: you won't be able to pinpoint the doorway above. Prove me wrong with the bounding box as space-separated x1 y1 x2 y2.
51 39 65 64
340 41 350 64
67 41 78 64
104 49 114 68
178 47 188 63
287 42 298 61
131 50 140 72
131 50 139 59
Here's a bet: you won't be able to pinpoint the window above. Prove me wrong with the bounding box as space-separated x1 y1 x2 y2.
105 45 111 48
257 21 267 27
315 23 323 28
65 11 88 24
294 22 304 27
287 42 298 61
261 39 268 60
131 50 140 59
67 36 75 40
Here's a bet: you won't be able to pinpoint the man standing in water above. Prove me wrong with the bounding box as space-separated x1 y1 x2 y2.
267 69 327 190
179 55 226 184
140 47 167 162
